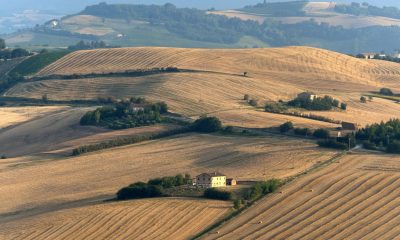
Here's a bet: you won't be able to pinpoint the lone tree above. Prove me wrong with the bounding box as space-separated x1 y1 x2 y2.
0 38 5 49
380 88 394 96
42 94 49 103
192 116 222 133
360 96 367 103
280 121 294 133
340 103 347 110
243 72 248 77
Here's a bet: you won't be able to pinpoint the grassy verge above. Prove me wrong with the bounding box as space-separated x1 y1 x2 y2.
366 93 400 102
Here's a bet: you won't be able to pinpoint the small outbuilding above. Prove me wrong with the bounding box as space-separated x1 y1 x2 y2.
297 92 317 101
226 178 237 186
341 122 360 131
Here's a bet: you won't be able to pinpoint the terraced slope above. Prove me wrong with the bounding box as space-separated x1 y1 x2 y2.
0 134 335 220
0 198 231 240
202 152 400 240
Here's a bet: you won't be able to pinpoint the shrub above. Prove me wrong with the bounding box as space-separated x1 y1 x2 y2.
360 96 367 103
340 103 347 110
313 128 330 139
233 199 241 209
264 102 288 113
223 126 234 133
280 121 294 133
317 139 348 150
387 140 400 153
192 116 222 133
362 140 377 150
249 99 258 107
245 179 281 201
204 188 232 201
1 155 6 159
147 174 190 188
117 183 163 200
243 94 250 101
294 128 312 136
380 88 394 96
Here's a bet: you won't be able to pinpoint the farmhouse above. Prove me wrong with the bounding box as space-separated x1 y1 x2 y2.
341 122 360 131
297 92 317 101
196 172 226 188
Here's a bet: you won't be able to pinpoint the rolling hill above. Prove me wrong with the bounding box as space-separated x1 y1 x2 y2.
5 2 400 53
5 46 400 127
202 152 400 240
0 198 231 240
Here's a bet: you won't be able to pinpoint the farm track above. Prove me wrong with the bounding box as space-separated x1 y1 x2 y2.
201 153 400 240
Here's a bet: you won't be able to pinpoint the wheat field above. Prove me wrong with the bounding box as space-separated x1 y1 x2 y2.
0 198 231 240
202 152 400 240
0 133 335 220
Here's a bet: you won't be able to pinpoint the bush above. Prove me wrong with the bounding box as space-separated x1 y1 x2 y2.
264 102 288 113
288 95 340 111
360 96 367 103
1 155 7 159
280 121 294 133
233 199 241 209
117 183 163 200
380 88 394 96
192 116 222 133
340 103 347 110
363 140 377 150
313 129 330 139
249 99 258 107
223 126 234 133
387 140 400 153
317 139 348 150
245 179 281 201
204 188 232 201
294 128 312 136
147 174 190 188
243 94 250 101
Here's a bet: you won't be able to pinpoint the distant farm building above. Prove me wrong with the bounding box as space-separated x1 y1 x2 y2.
297 92 317 101
196 172 226 188
341 122 360 131
226 178 237 186
363 53 376 59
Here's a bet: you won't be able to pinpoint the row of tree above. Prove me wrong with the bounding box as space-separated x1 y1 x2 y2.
335 2 400 20
117 174 192 200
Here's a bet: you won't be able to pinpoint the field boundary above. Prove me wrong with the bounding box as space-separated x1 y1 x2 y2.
192 150 347 239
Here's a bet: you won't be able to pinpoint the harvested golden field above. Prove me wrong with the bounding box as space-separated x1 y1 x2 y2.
214 109 339 129
202 152 400 240
0 106 65 129
7 46 400 126
0 198 230 240
0 106 179 157
35 47 400 87
0 133 335 220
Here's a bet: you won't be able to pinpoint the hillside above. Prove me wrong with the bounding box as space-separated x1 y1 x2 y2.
212 2 400 29
6 46 400 126
5 2 400 53
202 152 400 240
0 198 231 240
0 133 335 221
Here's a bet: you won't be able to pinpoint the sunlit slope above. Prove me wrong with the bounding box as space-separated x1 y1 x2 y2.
0 134 335 218
0 198 230 240
202 153 400 240
36 47 400 87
